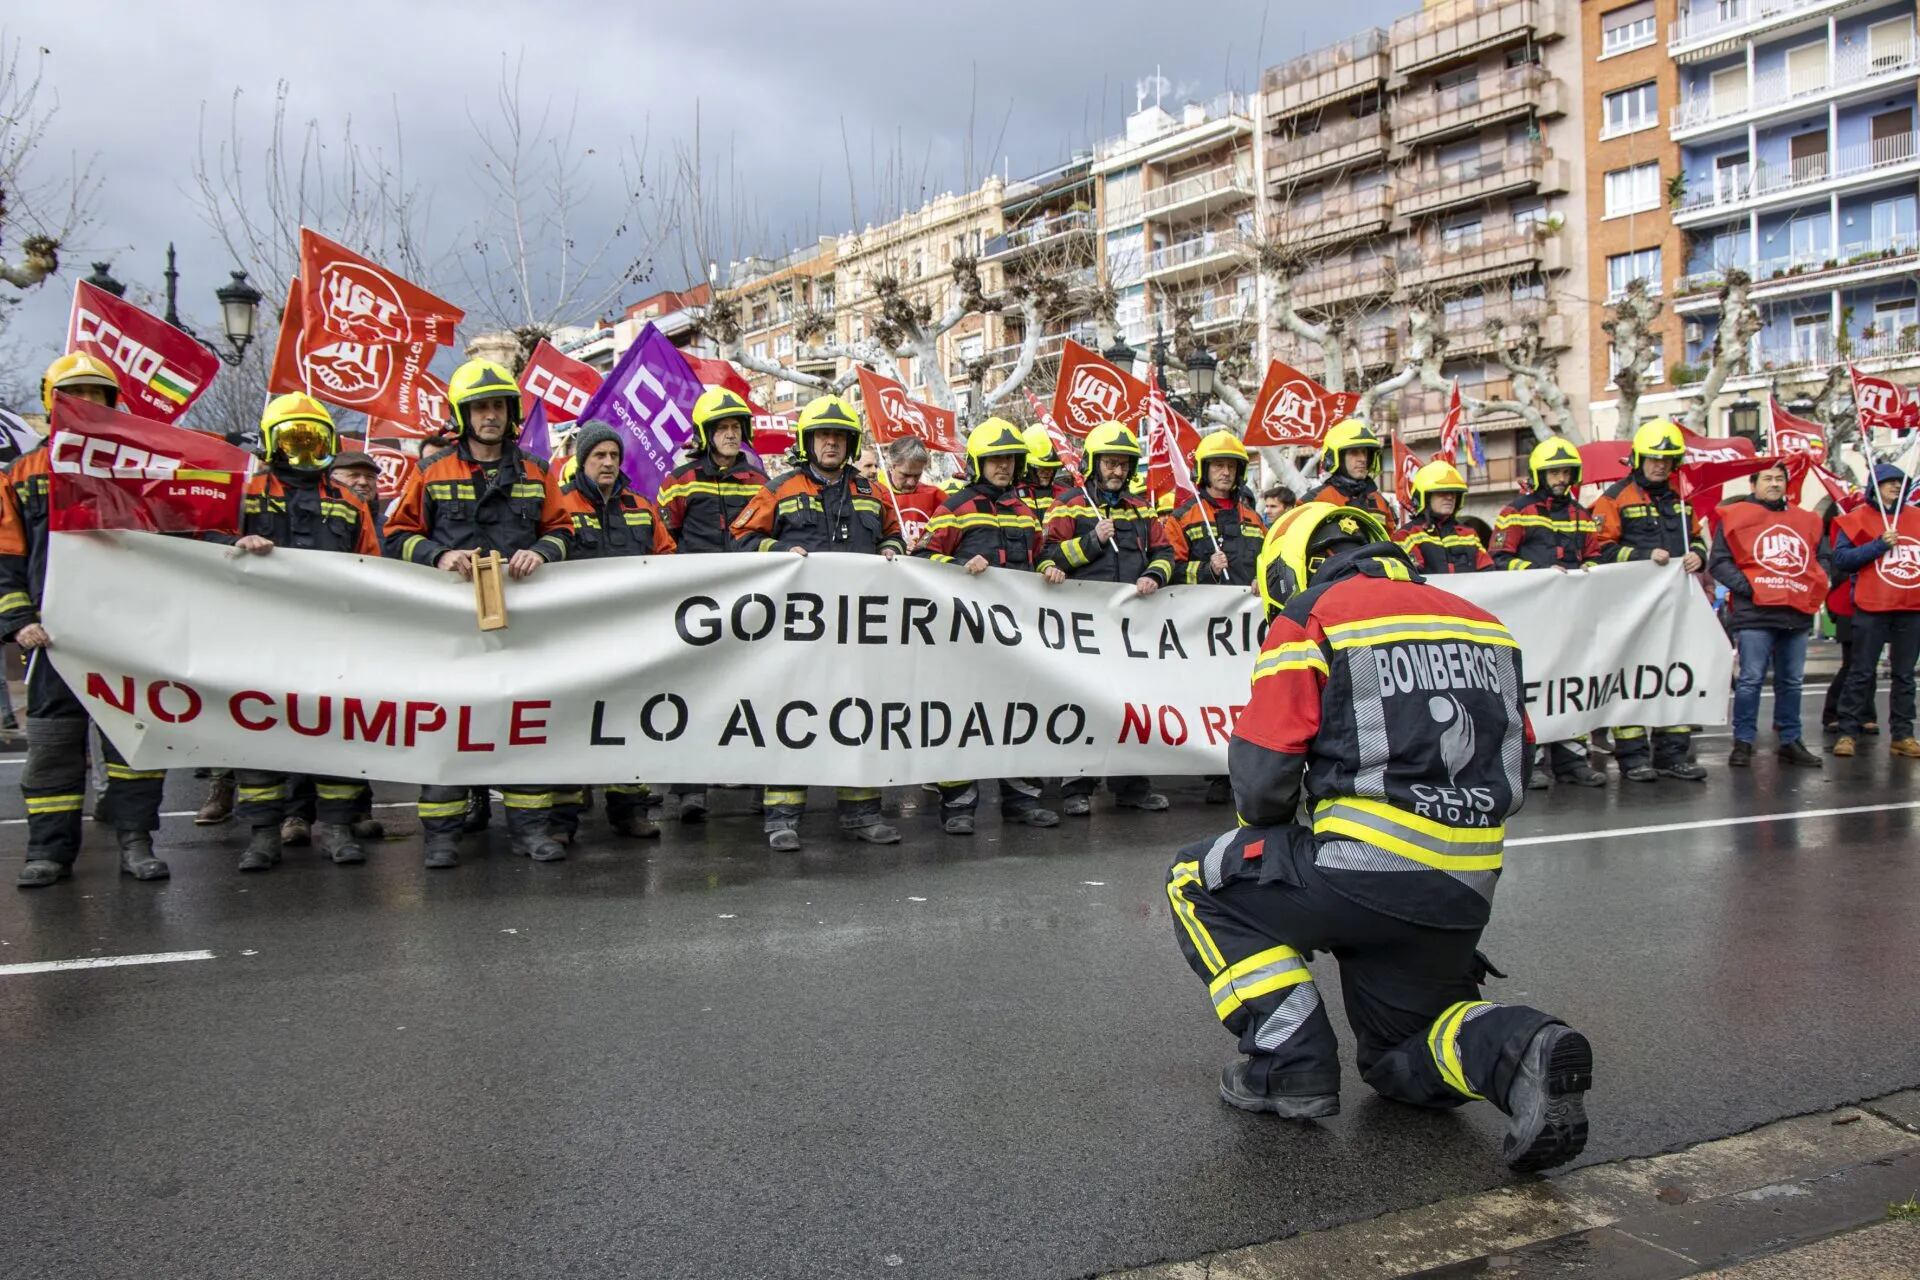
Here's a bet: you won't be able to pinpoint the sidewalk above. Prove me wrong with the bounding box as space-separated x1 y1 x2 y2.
1111 1092 1920 1279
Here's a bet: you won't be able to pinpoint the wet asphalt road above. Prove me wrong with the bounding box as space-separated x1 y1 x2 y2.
2 696 1917 1280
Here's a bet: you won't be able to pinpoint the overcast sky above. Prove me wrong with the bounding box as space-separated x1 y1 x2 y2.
6 0 1413 389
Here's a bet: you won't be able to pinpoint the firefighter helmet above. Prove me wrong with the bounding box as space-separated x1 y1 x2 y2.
260 393 338 471
1411 459 1469 513
447 358 523 435
796 394 862 462
1193 431 1250 490
692 386 755 449
1256 501 1395 614
1527 436 1583 491
1631 418 1687 468
1319 418 1383 476
1024 423 1061 471
41 352 121 417
965 417 1029 483
1084 420 1141 486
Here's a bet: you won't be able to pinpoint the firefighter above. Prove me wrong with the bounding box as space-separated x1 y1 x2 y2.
1592 420 1709 783
385 357 572 868
544 421 677 843
917 418 1060 835
1395 460 1493 574
1020 423 1070 524
659 386 769 822
1038 420 1175 815
1830 465 1920 759
1309 419 1396 526
4 355 170 887
731 393 905 851
210 395 382 871
1167 432 1267 587
1165 502 1593 1172
1492 437 1607 789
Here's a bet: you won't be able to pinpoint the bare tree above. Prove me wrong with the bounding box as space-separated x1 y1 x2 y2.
191 81 433 306
1601 277 1662 435
0 34 101 294
1680 268 1762 433
453 56 675 364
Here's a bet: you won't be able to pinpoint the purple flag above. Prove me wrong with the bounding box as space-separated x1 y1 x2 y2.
572 322 702 499
517 400 554 462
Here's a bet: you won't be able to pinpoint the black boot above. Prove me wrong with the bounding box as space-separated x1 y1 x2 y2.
461 790 493 833
1503 1025 1593 1173
237 827 281 873
1557 763 1607 787
1728 741 1754 768
117 831 169 881
423 835 460 869
314 823 366 866
1778 740 1823 767
16 859 69 888
1218 1061 1339 1119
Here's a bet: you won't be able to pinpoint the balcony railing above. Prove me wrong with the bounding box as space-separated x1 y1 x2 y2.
1391 64 1550 141
982 209 1095 258
1154 293 1256 331
1751 325 1920 374
1295 256 1393 307
1395 222 1554 288
1669 0 1846 51
1677 133 1919 214
1397 378 1517 437
1141 165 1255 217
1675 232 1920 300
1264 29 1387 94
1095 92 1250 161
1396 143 1553 217
1266 115 1389 180
1391 0 1555 74
1441 293 1552 347
1273 184 1395 246
1145 231 1250 275
1671 35 1919 132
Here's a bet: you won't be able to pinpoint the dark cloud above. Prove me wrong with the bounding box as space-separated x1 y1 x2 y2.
7 0 1410 385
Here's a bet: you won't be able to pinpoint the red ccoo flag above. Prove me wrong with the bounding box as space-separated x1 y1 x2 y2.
519 339 603 425
46 394 253 534
65 280 222 424
298 228 464 349
1243 360 1360 448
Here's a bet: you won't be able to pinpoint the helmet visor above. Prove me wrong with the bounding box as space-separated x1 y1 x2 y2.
275 422 335 469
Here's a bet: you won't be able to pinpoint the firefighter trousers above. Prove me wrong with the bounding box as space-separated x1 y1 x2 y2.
763 787 884 833
417 785 552 840
1062 776 1155 804
936 778 1046 818
550 784 651 835
1167 825 1558 1109
235 771 366 830
1612 725 1693 771
20 655 164 867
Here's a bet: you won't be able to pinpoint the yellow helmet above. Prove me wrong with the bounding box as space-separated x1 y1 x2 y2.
1255 501 1395 614
1410 459 1468 513
1193 431 1250 489
796 394 862 460
1319 418 1383 476
965 417 1029 482
1023 423 1061 470
1631 418 1686 468
1527 435 1583 491
42 352 121 416
446 358 522 435
1085 419 1141 487
691 386 754 449
260 393 338 470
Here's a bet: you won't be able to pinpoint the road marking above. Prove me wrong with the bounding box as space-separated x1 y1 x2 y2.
0 949 216 977
1510 799 1920 848
0 801 414 828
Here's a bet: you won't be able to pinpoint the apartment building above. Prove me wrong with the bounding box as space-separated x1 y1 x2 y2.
1665 0 1918 436
1582 0 1687 436
720 239 839 419
833 179 1010 415
1262 0 1589 497
971 155 1102 394
1094 91 1259 355
615 284 712 359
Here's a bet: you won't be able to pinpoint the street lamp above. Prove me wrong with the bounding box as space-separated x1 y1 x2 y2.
1725 397 1761 443
1185 342 1218 407
1104 334 1136 377
83 262 126 297
159 242 263 366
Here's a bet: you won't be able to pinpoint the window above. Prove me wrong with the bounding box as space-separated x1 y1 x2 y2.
1510 197 1548 229
1607 247 1663 298
1875 298 1917 342
1604 162 1661 216
817 281 835 311
1871 196 1917 246
1789 129 1829 183
1602 82 1658 138
1785 41 1828 96
1443 216 1484 249
775 333 794 357
1792 312 1831 362
1709 65 1748 117
1787 215 1824 258
1349 166 1389 191
1714 150 1752 202
1601 1 1657 55
750 341 768 360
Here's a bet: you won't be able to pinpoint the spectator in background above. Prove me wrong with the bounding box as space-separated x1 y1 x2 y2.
330 452 385 536
1260 484 1296 526
855 442 880 483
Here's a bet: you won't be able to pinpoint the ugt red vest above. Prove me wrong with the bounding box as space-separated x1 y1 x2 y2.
1836 503 1920 613
1717 501 1825 615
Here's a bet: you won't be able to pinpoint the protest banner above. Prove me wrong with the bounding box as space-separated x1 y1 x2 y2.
47 534 1730 784
66 281 221 423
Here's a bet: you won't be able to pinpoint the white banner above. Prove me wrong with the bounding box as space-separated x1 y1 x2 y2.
43 533 1730 786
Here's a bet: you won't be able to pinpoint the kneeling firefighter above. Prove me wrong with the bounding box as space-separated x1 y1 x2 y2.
731 394 905 851
1164 502 1593 1172
213 395 383 871
916 418 1060 835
